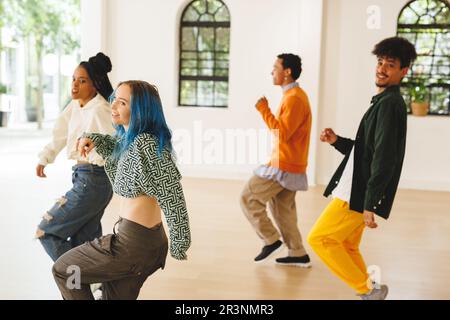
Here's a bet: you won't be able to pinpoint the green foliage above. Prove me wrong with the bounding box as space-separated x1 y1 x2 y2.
0 83 7 95
0 0 80 126
1 0 80 55
409 79 429 103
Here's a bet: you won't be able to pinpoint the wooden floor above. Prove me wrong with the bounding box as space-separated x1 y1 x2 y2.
1 128 449 299
100 178 450 300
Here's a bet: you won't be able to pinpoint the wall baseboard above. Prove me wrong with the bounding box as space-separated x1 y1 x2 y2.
179 168 450 192
179 165 253 181
398 179 450 192
178 165 318 187
318 173 450 192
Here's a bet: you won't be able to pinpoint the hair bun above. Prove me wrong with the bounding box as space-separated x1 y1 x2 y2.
88 52 112 74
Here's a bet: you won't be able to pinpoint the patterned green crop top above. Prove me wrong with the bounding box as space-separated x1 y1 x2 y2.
83 132 191 260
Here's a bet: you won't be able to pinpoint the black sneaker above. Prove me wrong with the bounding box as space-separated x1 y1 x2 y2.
254 240 283 263
275 255 311 268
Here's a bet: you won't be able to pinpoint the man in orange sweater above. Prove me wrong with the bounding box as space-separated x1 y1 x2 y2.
240 53 312 266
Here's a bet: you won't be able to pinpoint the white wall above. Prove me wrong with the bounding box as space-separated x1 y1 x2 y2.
85 0 323 182
316 0 450 191
81 0 450 191
81 0 107 59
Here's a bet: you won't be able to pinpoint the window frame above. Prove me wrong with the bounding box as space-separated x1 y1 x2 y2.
396 0 450 116
178 0 231 108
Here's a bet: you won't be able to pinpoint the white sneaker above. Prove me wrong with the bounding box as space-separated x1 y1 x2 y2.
90 283 103 300
358 284 389 300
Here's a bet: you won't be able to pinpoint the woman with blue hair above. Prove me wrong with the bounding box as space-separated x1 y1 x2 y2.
52 80 191 300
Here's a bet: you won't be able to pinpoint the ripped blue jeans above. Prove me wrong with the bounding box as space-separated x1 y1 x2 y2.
36 164 113 261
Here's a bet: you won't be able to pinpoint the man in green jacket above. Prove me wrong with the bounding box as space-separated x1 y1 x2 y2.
308 37 417 300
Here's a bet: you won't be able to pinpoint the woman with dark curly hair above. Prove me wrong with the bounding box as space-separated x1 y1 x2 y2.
35 52 115 262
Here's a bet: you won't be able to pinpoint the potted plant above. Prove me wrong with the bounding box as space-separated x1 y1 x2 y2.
0 83 9 127
409 79 430 116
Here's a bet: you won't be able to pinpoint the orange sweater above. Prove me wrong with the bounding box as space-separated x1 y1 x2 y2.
256 86 312 173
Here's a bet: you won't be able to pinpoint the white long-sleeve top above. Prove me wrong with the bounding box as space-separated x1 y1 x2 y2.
332 147 354 203
38 94 115 166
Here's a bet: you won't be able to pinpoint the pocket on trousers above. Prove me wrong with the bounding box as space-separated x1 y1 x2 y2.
85 172 110 190
72 173 88 192
248 176 278 194
93 234 115 256
131 246 166 276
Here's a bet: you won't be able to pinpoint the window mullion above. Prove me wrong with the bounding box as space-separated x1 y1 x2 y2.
179 0 230 107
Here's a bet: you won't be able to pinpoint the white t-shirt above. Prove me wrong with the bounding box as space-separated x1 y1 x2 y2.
332 147 354 202
38 94 115 166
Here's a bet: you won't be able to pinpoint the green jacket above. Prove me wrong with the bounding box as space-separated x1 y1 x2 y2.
324 85 407 219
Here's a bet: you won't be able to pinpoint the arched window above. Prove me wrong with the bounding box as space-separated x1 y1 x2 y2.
179 0 230 108
397 0 450 115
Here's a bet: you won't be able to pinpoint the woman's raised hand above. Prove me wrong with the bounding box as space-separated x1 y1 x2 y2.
77 138 95 157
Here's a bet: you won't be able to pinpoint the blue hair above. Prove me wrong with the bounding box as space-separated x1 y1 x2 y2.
110 80 173 161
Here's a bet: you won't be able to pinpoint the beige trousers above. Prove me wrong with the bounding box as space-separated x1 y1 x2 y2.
240 175 307 257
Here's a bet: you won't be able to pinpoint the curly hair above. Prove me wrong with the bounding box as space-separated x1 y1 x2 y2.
372 37 417 68
79 52 113 100
277 53 302 80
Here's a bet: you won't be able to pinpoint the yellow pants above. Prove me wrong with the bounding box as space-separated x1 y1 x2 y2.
307 198 370 294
